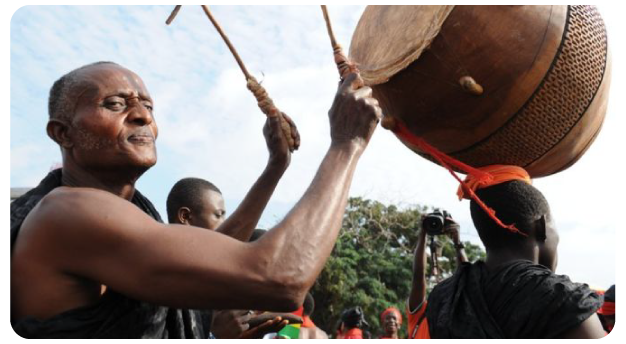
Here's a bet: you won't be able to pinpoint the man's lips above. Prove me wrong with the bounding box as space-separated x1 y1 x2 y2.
127 134 155 144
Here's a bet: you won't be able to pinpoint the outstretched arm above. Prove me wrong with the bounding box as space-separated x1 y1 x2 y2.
29 73 381 312
408 227 428 311
216 114 300 241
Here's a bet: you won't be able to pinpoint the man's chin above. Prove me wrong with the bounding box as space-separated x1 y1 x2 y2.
136 157 157 169
122 155 157 175
131 149 157 167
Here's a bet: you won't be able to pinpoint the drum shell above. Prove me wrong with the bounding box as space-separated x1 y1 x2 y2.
349 5 610 178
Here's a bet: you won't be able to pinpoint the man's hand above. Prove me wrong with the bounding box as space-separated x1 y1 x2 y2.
328 73 382 151
264 112 300 170
211 310 294 339
210 309 252 339
443 217 468 264
240 316 289 339
444 218 461 244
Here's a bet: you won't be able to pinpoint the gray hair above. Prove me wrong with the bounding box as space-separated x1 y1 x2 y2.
48 61 119 122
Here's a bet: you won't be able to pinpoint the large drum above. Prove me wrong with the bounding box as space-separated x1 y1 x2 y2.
349 5 610 178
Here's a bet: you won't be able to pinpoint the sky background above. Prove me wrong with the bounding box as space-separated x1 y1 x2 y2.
8 4 622 290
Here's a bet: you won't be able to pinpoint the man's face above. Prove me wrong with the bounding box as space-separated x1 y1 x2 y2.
68 64 158 172
189 189 226 231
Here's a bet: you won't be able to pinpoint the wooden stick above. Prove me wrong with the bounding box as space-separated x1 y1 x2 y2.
164 5 296 150
165 5 182 25
320 5 359 80
201 5 252 80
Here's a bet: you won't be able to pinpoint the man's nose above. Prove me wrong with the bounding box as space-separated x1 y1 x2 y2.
127 100 153 126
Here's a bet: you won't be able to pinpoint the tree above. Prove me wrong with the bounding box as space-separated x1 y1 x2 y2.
310 197 485 338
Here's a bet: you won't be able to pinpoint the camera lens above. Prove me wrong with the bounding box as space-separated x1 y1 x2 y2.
423 213 444 235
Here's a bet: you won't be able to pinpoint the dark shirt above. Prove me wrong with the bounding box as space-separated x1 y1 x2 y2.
10 169 211 338
426 260 602 339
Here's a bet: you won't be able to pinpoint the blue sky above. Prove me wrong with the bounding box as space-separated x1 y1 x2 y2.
8 5 622 289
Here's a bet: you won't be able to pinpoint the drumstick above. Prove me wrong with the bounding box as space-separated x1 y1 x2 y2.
320 5 359 80
321 5 397 131
166 5 296 151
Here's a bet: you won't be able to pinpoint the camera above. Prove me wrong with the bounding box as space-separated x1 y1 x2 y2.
422 210 451 236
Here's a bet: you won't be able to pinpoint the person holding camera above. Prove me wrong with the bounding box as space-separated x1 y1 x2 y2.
424 174 604 338
406 211 467 339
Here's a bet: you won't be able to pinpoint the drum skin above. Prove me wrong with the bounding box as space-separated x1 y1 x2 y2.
349 5 610 178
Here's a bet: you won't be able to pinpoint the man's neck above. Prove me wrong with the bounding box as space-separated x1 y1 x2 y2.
61 163 143 201
484 246 538 271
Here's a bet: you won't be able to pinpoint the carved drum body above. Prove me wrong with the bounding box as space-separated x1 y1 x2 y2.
349 5 610 177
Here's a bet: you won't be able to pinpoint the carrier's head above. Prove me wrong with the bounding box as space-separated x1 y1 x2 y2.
470 180 558 271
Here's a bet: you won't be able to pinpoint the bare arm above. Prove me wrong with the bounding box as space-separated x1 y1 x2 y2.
445 219 468 266
28 73 381 312
556 313 606 339
408 227 428 311
216 114 300 241
249 73 381 296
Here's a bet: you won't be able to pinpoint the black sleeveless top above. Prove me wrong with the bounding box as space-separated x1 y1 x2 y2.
426 260 602 339
10 169 211 338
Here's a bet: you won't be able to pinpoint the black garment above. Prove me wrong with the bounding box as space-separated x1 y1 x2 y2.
604 284 615 302
10 169 211 338
426 260 602 339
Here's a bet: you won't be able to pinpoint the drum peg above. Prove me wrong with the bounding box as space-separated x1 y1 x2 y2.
381 115 397 131
459 76 484 96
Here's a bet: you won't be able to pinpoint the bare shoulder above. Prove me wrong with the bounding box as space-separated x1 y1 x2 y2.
36 186 144 217
11 187 164 320
29 186 157 230
16 186 162 261
556 313 606 339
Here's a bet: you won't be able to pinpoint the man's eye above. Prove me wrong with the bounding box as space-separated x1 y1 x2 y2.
105 100 126 110
143 103 154 111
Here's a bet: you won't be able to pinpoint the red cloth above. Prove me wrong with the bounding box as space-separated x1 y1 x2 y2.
406 301 430 339
301 315 315 328
598 301 615 315
342 328 363 339
390 120 531 236
456 165 531 200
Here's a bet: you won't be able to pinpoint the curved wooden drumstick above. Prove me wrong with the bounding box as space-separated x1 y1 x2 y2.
320 5 359 80
166 5 296 151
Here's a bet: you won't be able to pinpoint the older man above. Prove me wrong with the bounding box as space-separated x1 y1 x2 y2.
10 61 381 338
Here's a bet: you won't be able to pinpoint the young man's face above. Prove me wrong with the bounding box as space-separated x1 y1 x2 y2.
189 189 226 231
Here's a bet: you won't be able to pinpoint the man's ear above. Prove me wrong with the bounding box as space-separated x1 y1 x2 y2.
535 215 547 243
177 207 192 225
46 119 73 149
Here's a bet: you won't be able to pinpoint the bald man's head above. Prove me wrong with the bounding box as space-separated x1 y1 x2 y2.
48 61 120 123
46 61 158 173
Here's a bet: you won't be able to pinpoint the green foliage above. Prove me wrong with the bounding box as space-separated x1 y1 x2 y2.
310 197 485 338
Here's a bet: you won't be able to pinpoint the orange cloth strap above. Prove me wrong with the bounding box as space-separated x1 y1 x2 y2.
390 119 531 236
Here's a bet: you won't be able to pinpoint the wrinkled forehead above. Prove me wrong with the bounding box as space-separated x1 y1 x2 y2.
76 64 151 100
